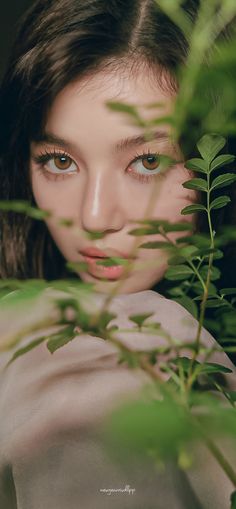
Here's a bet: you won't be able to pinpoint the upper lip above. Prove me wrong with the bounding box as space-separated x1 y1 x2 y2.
79 246 133 259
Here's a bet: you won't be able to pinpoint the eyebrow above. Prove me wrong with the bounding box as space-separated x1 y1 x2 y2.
32 129 170 153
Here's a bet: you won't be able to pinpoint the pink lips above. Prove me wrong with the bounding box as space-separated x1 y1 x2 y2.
79 246 132 280
80 246 130 259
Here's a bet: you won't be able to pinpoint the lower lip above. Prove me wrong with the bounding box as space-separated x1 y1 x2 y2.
81 255 126 280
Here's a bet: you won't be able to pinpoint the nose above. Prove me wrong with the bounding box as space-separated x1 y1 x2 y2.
80 169 126 233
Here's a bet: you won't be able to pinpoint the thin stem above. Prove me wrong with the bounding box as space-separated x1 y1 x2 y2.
187 166 214 388
187 259 207 293
213 382 236 409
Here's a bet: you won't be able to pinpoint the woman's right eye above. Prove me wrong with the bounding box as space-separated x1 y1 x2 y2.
33 151 78 174
47 155 77 173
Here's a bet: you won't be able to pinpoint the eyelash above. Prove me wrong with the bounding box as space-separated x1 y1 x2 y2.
32 148 162 184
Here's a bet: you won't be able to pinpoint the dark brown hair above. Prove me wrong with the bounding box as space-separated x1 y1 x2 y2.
0 0 234 284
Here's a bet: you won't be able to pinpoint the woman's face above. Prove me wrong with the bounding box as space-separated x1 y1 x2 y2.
30 68 195 294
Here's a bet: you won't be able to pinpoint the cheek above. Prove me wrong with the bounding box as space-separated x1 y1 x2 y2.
150 166 196 222
31 172 81 219
44 218 80 260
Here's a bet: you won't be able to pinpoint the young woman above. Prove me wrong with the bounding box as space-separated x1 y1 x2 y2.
0 1 235 508
0 0 204 287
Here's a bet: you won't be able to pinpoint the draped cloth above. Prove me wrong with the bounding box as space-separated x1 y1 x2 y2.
0 290 235 508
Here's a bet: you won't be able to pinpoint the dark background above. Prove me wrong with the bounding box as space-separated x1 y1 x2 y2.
0 1 33 80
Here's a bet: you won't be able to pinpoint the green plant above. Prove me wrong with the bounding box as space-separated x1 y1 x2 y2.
1 1 236 507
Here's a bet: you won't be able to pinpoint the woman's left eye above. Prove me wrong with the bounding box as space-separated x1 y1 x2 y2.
128 153 162 181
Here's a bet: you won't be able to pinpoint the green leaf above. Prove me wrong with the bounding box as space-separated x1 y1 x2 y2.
129 313 154 328
165 265 194 281
197 134 226 163
58 218 74 227
0 200 30 212
167 287 185 297
205 299 228 308
106 101 146 127
230 490 236 509
167 246 200 265
159 222 193 232
129 221 192 236
210 196 231 210
0 201 50 219
220 288 236 296
171 357 232 375
85 231 105 240
177 245 200 259
210 154 235 172
196 247 223 260
221 311 236 336
192 281 217 296
171 357 198 375
211 173 236 191
128 227 155 236
27 207 51 220
117 351 140 369
106 101 139 116
0 286 44 308
226 391 236 403
176 233 210 248
220 338 236 344
139 241 172 249
184 158 208 173
7 336 47 366
199 265 221 281
131 219 193 231
103 398 195 461
95 257 129 266
47 326 76 353
200 363 232 374
173 296 198 319
223 345 236 352
167 255 186 265
182 178 208 192
67 261 89 272
181 204 206 215
96 311 117 331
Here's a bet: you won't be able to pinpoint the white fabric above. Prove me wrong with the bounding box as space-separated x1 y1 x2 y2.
0 289 235 508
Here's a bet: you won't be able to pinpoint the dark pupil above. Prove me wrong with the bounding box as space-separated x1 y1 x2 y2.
143 155 159 170
55 156 71 170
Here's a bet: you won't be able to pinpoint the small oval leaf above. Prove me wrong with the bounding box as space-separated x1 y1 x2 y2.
199 265 221 281
182 178 208 192
165 265 194 281
211 173 236 191
181 204 206 215
197 134 226 163
140 241 172 249
210 196 231 210
185 158 208 173
210 154 235 172
173 296 198 318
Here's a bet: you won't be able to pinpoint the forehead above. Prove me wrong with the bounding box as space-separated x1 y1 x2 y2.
45 68 175 135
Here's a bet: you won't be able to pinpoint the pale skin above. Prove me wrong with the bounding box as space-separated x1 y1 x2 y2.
30 67 195 294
